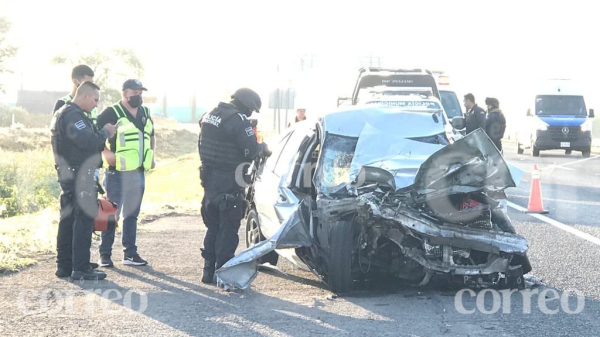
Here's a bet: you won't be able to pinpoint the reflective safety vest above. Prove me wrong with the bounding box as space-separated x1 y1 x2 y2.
60 94 99 124
113 103 154 171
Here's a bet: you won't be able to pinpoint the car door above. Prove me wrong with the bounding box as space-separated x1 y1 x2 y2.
254 128 309 239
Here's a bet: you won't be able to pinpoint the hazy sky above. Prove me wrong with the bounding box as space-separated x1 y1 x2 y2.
1 0 598 114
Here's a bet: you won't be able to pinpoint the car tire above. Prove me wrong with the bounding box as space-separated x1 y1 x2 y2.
517 143 524 155
327 220 354 293
565 149 572 155
582 148 591 158
245 208 279 266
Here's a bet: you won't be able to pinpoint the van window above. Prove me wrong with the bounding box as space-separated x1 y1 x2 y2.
440 90 463 118
535 95 587 116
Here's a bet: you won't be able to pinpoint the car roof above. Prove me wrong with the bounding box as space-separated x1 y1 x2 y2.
321 106 446 138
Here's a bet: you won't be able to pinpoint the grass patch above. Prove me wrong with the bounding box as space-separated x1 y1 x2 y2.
0 208 57 273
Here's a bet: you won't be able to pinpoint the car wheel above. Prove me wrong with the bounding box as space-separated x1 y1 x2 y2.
245 208 279 266
565 149 572 155
582 148 591 158
517 143 524 155
327 220 354 293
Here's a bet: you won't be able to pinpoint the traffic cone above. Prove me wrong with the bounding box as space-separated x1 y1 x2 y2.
526 164 549 214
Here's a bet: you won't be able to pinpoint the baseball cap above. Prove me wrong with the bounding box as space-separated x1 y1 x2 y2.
122 79 147 91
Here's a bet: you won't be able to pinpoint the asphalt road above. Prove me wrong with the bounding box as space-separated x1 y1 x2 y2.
2 142 600 337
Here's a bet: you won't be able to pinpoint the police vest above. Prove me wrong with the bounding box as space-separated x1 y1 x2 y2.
112 104 154 171
60 94 99 124
198 104 247 171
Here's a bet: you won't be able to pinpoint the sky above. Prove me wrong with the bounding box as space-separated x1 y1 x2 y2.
1 0 599 118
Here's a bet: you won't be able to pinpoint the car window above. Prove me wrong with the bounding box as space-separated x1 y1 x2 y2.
265 131 292 172
274 130 309 177
440 90 463 118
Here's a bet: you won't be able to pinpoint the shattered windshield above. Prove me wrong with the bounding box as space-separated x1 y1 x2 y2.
317 134 358 195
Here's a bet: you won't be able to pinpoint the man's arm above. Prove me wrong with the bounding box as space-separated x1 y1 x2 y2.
62 110 110 151
233 116 262 160
97 107 118 166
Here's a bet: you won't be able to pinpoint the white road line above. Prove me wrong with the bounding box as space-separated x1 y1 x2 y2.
508 201 600 246
556 155 600 168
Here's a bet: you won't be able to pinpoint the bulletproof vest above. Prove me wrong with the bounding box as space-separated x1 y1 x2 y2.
198 103 247 172
50 103 102 169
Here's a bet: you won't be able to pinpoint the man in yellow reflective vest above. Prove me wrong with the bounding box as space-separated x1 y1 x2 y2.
96 79 155 267
53 65 99 125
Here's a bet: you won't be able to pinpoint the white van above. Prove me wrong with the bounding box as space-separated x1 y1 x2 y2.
516 79 594 157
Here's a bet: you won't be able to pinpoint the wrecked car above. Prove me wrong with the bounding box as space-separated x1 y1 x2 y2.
218 106 531 293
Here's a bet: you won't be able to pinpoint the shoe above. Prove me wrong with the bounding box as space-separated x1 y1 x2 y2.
72 268 107 281
98 255 114 267
123 254 148 266
55 267 72 278
201 260 216 284
90 262 99 269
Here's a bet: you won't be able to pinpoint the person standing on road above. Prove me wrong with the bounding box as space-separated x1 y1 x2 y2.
51 81 118 280
53 65 100 125
485 97 506 152
288 108 307 127
464 93 486 134
198 88 271 284
96 79 155 268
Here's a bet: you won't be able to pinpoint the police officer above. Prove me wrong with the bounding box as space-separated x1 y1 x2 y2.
485 97 506 152
53 65 99 125
198 88 271 284
51 82 118 280
97 79 155 268
464 93 486 134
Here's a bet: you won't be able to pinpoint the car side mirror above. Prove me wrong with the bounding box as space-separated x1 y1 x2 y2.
589 109 595 118
451 116 466 130
526 109 532 117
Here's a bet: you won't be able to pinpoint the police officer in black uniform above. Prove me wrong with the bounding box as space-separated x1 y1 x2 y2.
485 97 507 152
51 82 118 280
198 88 271 284
464 93 487 134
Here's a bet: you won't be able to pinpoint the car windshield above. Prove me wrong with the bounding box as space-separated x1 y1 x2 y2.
317 130 448 195
535 95 587 116
440 90 463 118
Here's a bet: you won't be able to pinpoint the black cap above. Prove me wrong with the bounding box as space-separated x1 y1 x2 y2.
122 79 147 91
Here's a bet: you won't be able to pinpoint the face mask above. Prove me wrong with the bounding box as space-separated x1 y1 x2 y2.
128 95 143 108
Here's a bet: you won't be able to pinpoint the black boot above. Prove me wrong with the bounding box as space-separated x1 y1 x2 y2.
201 260 216 284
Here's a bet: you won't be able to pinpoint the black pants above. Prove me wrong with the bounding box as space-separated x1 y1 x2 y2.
200 192 245 269
56 168 98 272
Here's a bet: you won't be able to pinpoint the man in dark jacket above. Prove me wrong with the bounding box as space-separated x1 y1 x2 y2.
464 93 486 134
197 88 271 284
51 82 118 280
485 97 507 152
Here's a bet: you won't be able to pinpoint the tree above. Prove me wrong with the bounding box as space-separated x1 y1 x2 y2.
51 48 144 105
0 17 18 93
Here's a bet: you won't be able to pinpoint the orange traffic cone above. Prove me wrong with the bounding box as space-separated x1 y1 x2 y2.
526 164 549 214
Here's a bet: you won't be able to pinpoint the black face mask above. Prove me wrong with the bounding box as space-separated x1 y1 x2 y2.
128 95 143 108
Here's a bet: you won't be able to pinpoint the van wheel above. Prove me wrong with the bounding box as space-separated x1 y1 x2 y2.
327 221 354 293
565 149 572 155
245 209 279 266
582 148 591 158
